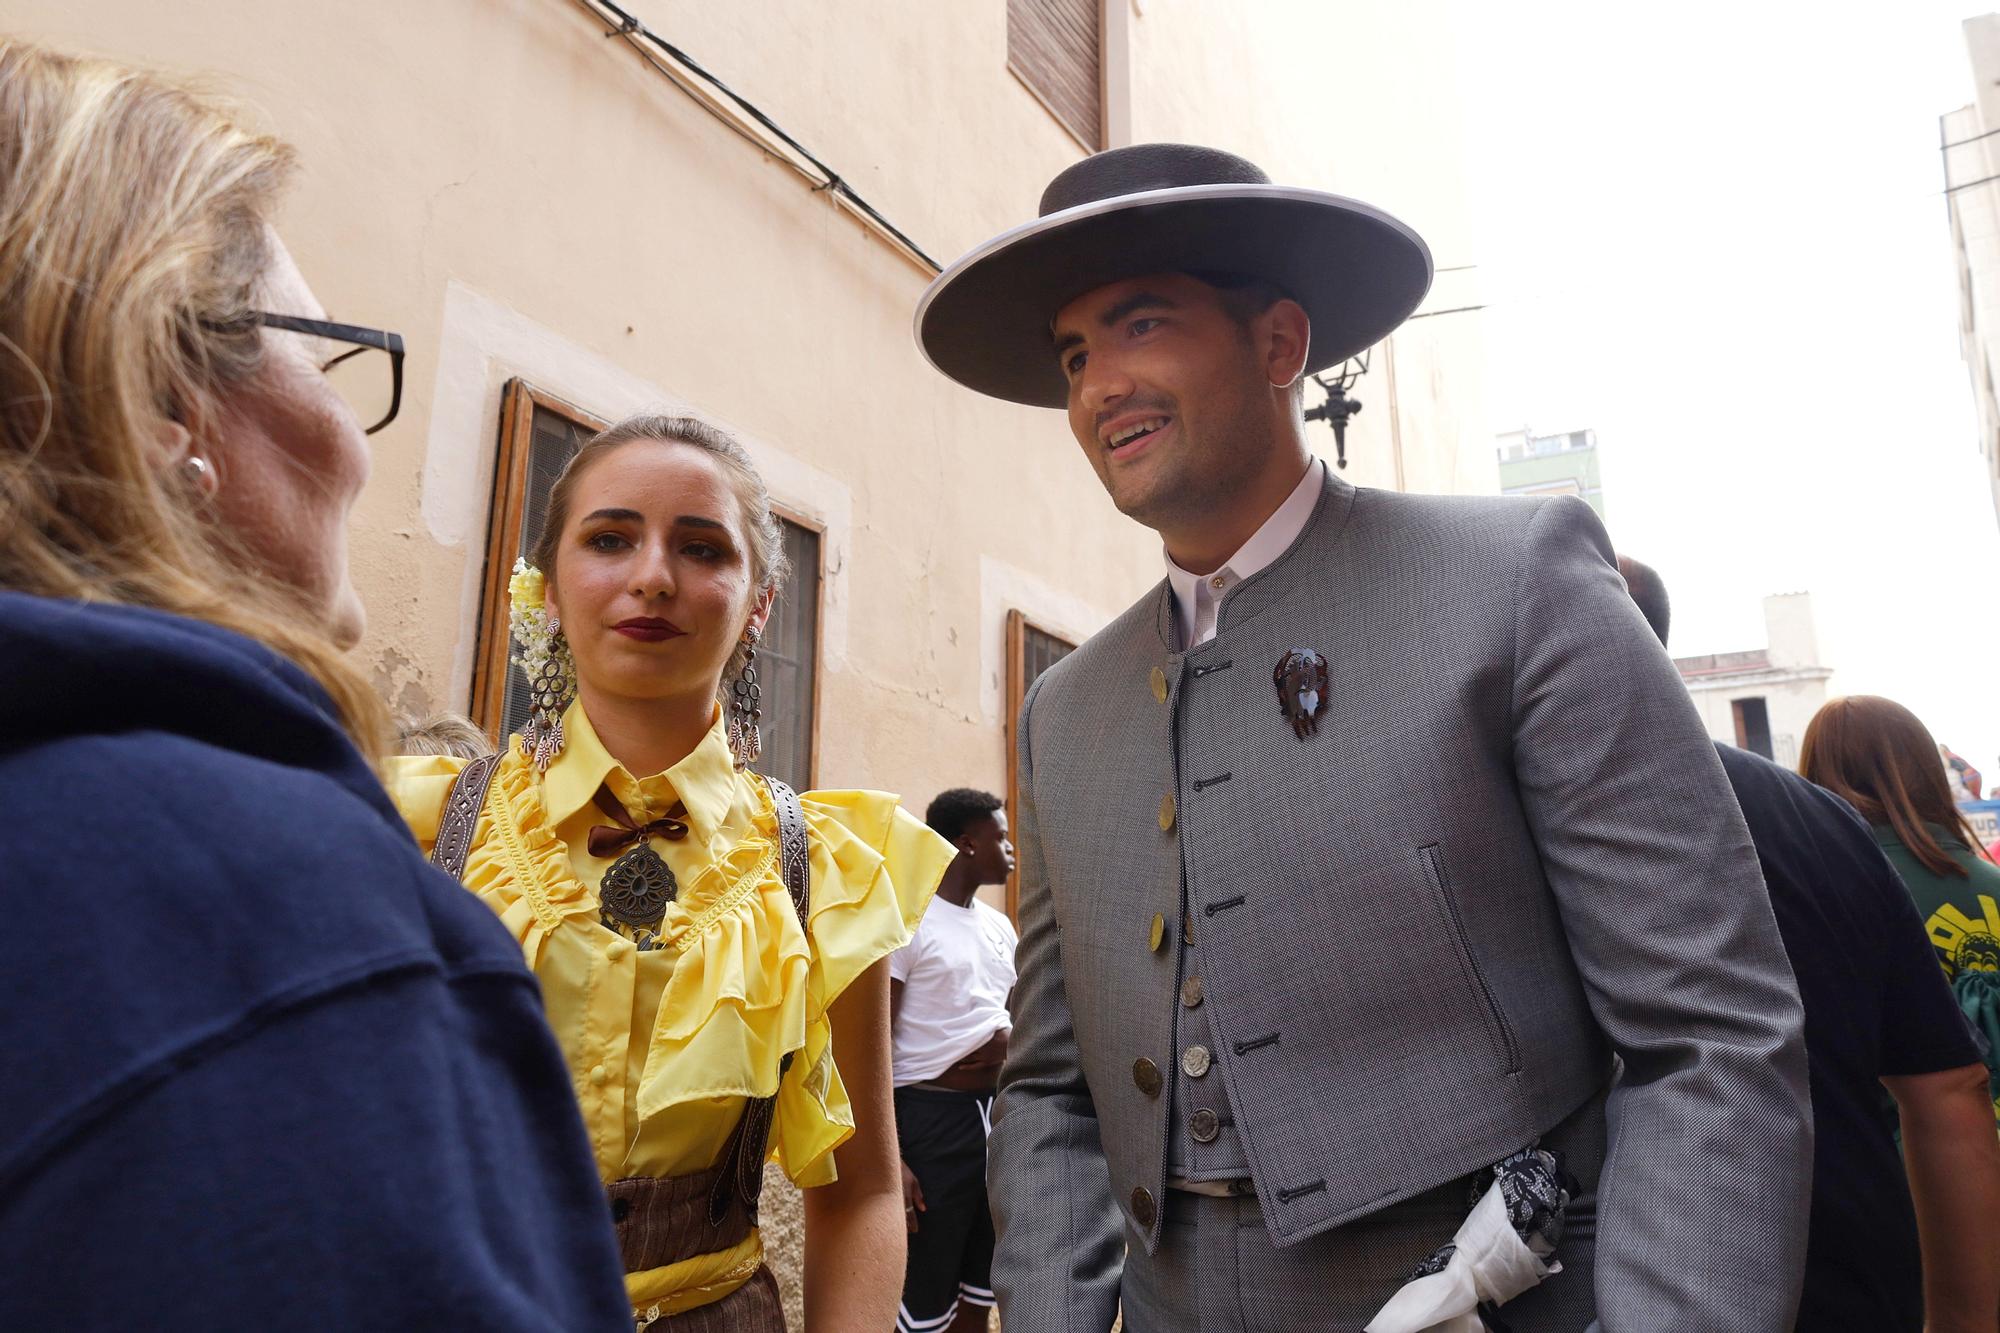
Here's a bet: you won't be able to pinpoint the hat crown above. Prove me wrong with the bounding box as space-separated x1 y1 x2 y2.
1038 143 1272 217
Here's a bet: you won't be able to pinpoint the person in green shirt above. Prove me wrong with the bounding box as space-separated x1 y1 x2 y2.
1801 694 2000 1118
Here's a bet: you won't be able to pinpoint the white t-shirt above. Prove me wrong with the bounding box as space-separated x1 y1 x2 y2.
889 894 1019 1087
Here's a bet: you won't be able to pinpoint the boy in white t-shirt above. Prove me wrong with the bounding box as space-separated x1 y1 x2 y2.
890 788 1018 1333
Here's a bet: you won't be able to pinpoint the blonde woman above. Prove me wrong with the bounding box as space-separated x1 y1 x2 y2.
0 43 629 1328
391 414 950 1330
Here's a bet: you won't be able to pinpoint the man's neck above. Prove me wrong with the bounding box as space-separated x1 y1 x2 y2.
935 863 981 907
1161 445 1314 577
576 684 716 780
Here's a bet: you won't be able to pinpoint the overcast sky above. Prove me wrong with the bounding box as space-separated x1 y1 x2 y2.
1449 1 2000 773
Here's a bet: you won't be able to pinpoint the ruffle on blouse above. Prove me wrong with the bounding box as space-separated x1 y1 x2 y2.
387 749 950 1188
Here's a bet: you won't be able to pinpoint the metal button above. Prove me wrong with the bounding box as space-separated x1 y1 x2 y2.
1131 1186 1158 1229
1148 912 1167 952
1159 793 1176 831
1150 665 1169 704
1181 1045 1212 1079
1209 575 1225 590
1183 909 1195 945
1181 976 1204 1008
1133 1057 1163 1098
588 1064 609 1087
1190 1108 1221 1143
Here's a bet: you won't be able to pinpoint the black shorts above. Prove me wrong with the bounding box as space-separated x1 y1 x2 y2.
894 1085 996 1330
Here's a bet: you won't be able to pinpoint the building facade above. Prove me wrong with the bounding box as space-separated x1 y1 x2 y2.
16 0 1493 848
1495 425 1605 520
10 2 1496 1317
1673 593 1833 770
1943 14 2000 528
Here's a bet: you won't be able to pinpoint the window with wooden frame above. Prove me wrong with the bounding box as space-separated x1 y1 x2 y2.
472 380 606 742
471 379 823 791
1004 610 1078 919
757 513 823 793
1007 0 1104 152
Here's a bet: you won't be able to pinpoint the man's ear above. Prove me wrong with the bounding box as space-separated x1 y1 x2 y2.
1262 298 1311 390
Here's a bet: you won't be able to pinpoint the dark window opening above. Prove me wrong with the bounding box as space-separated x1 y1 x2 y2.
1732 696 1773 760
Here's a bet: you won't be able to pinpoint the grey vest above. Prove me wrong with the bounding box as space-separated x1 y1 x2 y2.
1164 907 1249 1180
993 470 1811 1329
1020 474 1614 1249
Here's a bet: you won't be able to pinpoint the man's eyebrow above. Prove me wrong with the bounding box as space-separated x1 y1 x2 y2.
1099 291 1178 326
1052 291 1179 359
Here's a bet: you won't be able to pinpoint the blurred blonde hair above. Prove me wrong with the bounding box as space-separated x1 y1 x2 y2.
0 42 388 756
395 711 493 761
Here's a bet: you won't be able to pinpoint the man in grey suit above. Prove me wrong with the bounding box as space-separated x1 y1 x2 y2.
913 143 1813 1330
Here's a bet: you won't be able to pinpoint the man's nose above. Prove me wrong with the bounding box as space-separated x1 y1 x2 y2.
1077 356 1134 418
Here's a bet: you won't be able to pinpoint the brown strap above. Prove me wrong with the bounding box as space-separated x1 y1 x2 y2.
708 775 811 1227
429 751 502 882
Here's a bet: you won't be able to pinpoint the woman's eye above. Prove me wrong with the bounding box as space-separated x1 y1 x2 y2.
683 542 723 560
585 532 629 552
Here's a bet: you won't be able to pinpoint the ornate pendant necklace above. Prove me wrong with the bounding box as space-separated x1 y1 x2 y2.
587 787 689 943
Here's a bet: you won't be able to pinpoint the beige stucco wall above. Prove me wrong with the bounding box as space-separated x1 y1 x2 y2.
1947 16 2000 527
1681 596 1834 770
7 3 1490 1323
1686 675 1831 772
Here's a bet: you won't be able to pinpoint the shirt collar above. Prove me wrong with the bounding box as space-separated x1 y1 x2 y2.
540 700 737 842
1164 457 1325 639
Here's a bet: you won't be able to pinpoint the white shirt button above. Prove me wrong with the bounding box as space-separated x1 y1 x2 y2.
589 1064 609 1086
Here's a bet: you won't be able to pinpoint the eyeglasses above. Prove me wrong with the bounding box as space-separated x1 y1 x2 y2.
247 313 406 435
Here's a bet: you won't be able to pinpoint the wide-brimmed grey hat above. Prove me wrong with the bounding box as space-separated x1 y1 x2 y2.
914 143 1433 408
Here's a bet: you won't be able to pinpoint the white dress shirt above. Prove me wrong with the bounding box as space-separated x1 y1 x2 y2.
1165 458 1325 649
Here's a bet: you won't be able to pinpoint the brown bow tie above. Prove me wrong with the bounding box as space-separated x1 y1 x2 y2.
587 787 690 859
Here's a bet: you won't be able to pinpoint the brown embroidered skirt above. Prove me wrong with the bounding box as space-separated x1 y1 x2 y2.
613 1163 785 1331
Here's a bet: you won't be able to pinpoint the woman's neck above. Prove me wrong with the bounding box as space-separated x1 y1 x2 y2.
575 684 716 779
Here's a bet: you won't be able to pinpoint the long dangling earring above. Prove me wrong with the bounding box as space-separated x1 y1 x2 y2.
508 557 575 773
522 618 576 772
727 626 763 770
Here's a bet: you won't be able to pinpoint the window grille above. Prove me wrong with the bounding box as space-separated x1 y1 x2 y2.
1008 0 1103 151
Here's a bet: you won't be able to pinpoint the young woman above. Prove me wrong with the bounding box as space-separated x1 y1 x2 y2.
392 414 949 1330
1800 695 2000 1122
0 41 629 1327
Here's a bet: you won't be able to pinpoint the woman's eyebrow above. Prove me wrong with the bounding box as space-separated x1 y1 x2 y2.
675 515 729 532
580 507 643 524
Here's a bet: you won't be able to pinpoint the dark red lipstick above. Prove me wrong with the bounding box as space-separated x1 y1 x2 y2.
614 617 684 643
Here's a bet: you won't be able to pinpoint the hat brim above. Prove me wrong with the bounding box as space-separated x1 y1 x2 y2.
915 184 1433 409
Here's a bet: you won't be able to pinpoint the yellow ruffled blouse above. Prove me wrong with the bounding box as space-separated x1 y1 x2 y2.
389 702 950 1316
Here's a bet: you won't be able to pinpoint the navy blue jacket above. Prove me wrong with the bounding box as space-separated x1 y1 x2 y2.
0 592 629 1329
1716 743 1981 1332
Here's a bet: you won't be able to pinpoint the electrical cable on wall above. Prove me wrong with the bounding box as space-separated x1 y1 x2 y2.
570 0 943 273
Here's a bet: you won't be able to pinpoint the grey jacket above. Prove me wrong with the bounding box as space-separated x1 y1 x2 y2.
988 473 1812 1330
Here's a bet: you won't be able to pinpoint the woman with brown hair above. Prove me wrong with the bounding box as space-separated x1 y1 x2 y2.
1800 696 2000 980
0 42 627 1327
1800 695 2000 1119
391 414 950 1329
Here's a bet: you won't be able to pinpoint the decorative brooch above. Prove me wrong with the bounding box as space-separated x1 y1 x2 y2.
1273 649 1330 739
